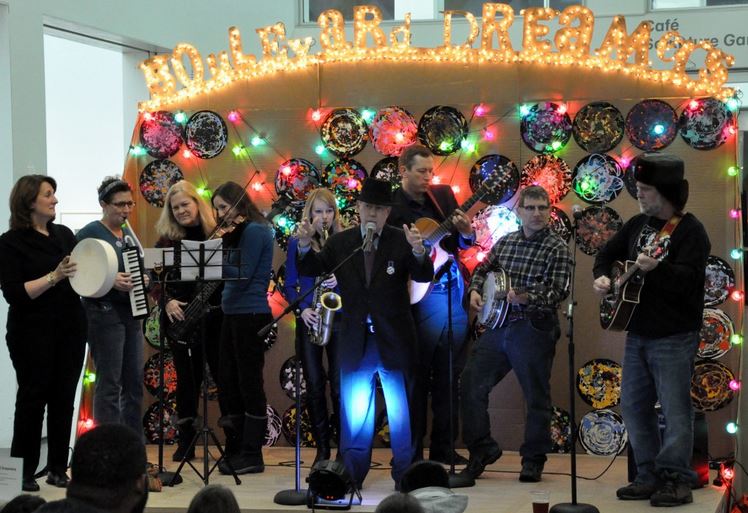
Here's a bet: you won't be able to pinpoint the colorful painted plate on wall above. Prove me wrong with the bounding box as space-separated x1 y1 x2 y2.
698 308 734 360
143 351 177 400
265 404 282 447
521 155 572 204
577 358 623 409
579 409 628 456
139 110 184 159
324 158 368 206
469 154 520 205
371 157 401 188
520 102 573 153
270 200 303 252
572 101 625 153
275 158 323 204
572 154 625 205
471 205 520 251
679 97 735 150
185 110 228 159
549 206 573 243
575 206 624 256
691 360 735 412
140 160 184 208
369 106 418 156
339 204 361 229
262 323 277 352
550 406 572 453
704 255 735 306
279 356 307 401
375 409 391 448
143 304 166 350
281 405 315 447
417 105 469 156
143 400 178 444
320 108 368 157
625 99 677 151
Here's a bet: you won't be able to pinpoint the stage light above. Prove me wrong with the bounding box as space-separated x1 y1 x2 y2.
306 459 360 507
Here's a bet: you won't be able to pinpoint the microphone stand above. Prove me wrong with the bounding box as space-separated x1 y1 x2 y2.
550 215 599 513
268 238 367 505
445 258 457 476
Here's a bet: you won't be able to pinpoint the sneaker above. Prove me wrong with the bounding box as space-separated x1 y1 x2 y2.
616 480 658 500
519 461 544 482
429 449 469 466
650 479 693 507
448 445 503 488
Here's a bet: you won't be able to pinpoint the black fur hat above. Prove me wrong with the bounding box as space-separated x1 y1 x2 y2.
633 152 689 211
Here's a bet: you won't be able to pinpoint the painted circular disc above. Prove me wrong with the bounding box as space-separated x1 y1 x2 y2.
339 204 361 229
143 351 177 400
704 255 735 307
275 158 322 204
375 409 391 448
143 304 166 350
572 101 625 153
549 206 573 243
320 108 368 157
371 157 401 188
262 323 278 353
625 99 677 151
579 409 628 456
272 264 287 301
185 110 228 159
140 159 184 208
679 97 735 150
368 106 418 156
469 154 520 205
265 404 282 447
575 206 624 256
270 201 303 252
139 110 183 159
550 406 572 454
572 154 625 205
281 405 315 447
521 155 572 204
691 360 735 412
520 102 573 153
576 358 623 409
324 158 368 206
279 355 307 401
417 105 469 156
143 399 177 444
623 156 639 199
698 308 734 360
471 205 520 251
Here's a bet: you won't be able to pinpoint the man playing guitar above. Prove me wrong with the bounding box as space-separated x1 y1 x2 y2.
386 144 474 465
593 153 710 507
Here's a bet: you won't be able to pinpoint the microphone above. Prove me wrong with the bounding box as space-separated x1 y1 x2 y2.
571 204 584 220
363 222 377 252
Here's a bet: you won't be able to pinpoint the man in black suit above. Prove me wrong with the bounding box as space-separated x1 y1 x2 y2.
387 144 473 465
297 178 434 489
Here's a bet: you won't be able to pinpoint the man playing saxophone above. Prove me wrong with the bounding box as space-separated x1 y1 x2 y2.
284 188 343 464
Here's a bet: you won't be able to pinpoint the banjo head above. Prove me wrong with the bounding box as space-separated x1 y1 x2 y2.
478 269 510 329
70 238 118 298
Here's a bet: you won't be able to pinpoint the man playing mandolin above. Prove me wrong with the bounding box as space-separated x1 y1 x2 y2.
592 153 710 507
386 144 474 465
452 185 572 487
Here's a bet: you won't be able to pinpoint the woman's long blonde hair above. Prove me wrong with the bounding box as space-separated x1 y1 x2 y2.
155 180 217 240
302 188 341 251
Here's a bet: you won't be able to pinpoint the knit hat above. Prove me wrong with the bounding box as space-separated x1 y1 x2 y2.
633 152 689 211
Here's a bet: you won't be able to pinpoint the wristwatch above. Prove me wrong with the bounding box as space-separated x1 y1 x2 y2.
46 272 57 286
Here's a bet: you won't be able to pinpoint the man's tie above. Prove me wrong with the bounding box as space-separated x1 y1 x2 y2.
364 234 378 286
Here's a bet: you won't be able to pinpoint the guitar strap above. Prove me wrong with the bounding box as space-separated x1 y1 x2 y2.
425 187 448 221
652 214 683 246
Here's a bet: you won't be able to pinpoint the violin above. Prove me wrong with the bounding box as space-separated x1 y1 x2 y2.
208 214 246 240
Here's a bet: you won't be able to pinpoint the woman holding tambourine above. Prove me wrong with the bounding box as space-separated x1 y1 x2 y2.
154 180 224 462
0 175 87 491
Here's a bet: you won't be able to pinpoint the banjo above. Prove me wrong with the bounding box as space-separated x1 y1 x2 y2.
476 268 528 330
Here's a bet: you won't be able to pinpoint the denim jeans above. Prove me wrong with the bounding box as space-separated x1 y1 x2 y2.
460 317 559 464
622 331 699 484
83 300 144 437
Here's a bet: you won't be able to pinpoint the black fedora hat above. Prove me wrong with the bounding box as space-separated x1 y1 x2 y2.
357 178 394 206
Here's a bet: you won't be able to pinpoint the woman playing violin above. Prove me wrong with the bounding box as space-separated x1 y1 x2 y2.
211 181 274 475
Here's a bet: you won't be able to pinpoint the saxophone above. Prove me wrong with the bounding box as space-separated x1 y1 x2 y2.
308 224 342 346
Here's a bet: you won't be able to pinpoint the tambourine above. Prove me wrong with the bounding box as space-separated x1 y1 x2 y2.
69 239 118 298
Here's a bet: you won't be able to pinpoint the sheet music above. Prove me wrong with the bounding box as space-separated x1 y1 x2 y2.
180 239 223 281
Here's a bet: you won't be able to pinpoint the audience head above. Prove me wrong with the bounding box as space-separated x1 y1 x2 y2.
400 461 449 493
1 494 46 513
67 424 148 513
186 485 240 513
9 174 58 230
374 493 425 513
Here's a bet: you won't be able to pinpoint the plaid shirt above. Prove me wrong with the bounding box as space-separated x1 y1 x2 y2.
468 227 572 310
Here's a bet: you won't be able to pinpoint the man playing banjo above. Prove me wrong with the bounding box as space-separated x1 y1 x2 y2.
452 185 572 487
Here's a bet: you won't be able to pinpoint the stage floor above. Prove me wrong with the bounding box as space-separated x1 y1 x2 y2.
34 447 725 513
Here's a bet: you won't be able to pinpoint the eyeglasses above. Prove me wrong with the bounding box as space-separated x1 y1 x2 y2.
521 205 550 212
111 201 135 209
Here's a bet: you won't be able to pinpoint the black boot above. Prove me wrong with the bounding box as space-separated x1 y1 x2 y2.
226 413 265 475
172 417 196 462
309 406 331 465
217 414 244 474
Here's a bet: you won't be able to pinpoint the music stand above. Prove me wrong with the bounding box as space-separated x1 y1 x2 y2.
162 242 243 486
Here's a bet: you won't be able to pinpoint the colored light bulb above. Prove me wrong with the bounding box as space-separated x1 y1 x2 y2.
395 132 405 143
474 104 487 116
452 185 461 194
653 124 665 135
730 290 744 302
182 149 192 159
432 176 441 184
519 104 531 117
252 182 263 192
731 334 743 345
315 144 326 155
227 110 241 123
688 99 700 111
726 98 739 111
174 111 188 123
311 109 322 122
282 165 292 176
730 248 742 260
551 140 563 151
483 129 495 141
361 109 375 122
729 379 741 391
730 209 740 219
130 145 145 156
726 422 738 434
251 136 264 146
476 251 486 262
556 103 567 115
728 166 739 177
232 145 244 156
440 141 453 152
